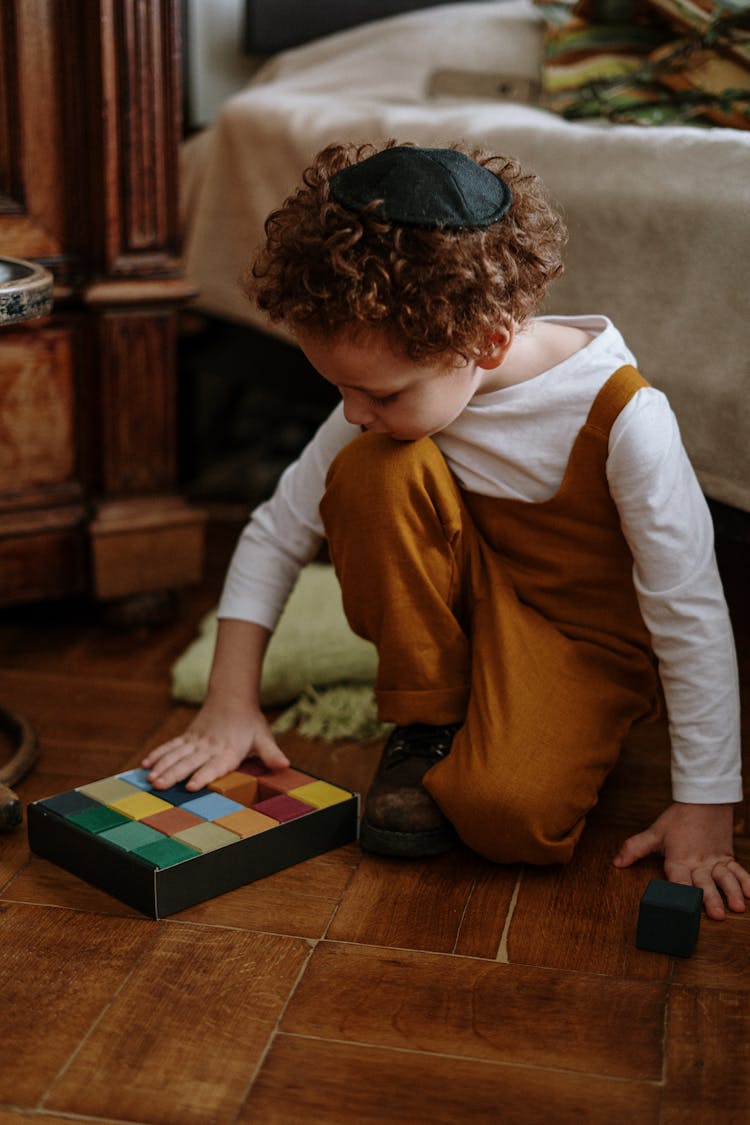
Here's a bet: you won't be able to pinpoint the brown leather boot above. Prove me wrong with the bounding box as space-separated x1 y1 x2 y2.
360 723 461 857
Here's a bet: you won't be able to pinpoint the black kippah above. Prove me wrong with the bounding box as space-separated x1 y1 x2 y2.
329 145 512 230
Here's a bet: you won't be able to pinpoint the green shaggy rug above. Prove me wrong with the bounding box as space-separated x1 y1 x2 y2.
171 563 391 742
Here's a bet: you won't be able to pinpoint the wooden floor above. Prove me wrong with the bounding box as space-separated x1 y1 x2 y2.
0 518 747 1125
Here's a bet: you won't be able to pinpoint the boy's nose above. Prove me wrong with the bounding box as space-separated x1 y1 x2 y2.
342 392 375 426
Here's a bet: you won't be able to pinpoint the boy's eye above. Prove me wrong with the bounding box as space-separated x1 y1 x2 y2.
368 393 398 407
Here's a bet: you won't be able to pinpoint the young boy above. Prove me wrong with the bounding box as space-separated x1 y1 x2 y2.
144 141 749 921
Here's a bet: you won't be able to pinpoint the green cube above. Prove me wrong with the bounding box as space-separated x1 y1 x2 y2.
100 821 165 852
134 838 199 869
67 806 131 834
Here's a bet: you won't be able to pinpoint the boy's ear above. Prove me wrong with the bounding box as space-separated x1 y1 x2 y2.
476 327 513 369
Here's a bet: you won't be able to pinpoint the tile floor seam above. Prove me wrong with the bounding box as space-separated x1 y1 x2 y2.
315 936 674 985
273 1029 667 1084
227 938 320 1124
496 868 523 962
0 894 143 922
163 916 336 940
314 857 364 942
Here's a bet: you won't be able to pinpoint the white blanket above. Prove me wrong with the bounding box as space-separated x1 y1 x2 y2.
181 0 750 511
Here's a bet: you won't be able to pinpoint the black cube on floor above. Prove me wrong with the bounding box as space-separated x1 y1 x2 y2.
636 878 703 957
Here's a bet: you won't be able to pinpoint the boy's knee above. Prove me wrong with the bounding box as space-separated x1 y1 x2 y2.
430 768 585 866
326 432 440 493
323 433 460 533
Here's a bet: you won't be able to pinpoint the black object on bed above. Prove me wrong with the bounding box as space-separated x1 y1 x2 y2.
244 0 484 54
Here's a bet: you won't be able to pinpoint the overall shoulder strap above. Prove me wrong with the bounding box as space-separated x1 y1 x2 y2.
585 365 651 436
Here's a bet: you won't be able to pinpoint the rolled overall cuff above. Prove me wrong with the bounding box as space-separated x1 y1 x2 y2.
375 687 469 728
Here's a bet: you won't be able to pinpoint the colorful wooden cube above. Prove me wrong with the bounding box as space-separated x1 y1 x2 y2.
108 792 174 821
236 757 271 777
67 806 131 834
140 808 204 836
214 808 278 838
173 822 239 854
288 780 352 809
135 838 199 869
252 794 315 823
180 793 246 821
208 770 259 806
257 767 317 797
78 778 141 804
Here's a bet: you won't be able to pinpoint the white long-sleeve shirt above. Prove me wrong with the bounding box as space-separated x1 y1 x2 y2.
219 315 742 805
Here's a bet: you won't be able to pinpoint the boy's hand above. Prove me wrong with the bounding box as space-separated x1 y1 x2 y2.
613 802 750 920
142 700 289 793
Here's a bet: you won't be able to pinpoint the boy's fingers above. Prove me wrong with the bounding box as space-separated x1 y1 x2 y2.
687 868 727 920
258 746 291 770
146 746 193 782
613 828 660 867
733 861 750 898
712 861 748 913
142 737 184 768
253 730 290 770
187 757 235 791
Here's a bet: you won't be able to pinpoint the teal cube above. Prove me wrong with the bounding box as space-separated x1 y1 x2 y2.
636 879 702 957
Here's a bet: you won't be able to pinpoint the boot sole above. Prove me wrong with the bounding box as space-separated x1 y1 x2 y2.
359 816 458 858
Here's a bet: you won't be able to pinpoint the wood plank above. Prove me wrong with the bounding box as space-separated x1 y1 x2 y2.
0 903 159 1107
663 985 750 1123
45 925 311 1125
281 942 667 1080
0 668 171 750
242 1033 661 1124
507 821 670 980
172 848 358 937
0 594 187 680
327 847 489 953
3 856 144 919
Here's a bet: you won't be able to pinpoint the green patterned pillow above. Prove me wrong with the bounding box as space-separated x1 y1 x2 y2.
535 0 750 126
646 1 750 68
535 1 672 118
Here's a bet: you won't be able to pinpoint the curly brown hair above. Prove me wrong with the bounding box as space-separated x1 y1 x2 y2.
246 141 567 362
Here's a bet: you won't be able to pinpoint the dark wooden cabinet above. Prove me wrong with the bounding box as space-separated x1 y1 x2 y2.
0 0 204 607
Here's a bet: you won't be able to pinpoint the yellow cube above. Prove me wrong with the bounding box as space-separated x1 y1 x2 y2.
108 792 173 821
287 780 350 809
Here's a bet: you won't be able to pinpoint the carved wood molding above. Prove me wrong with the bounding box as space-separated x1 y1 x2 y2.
97 310 177 496
64 0 183 278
